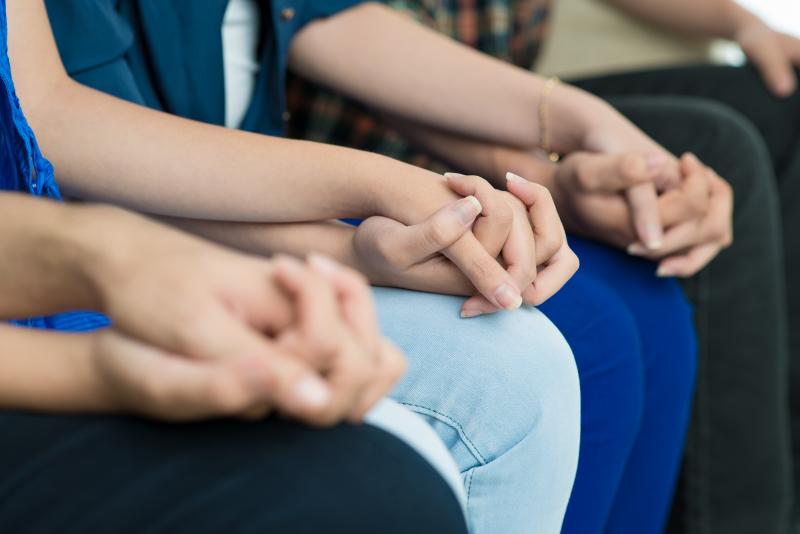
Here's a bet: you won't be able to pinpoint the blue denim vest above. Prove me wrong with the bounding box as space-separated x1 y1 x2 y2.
0 0 109 331
46 0 363 136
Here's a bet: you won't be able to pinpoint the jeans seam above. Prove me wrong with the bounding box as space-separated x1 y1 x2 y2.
398 401 488 465
464 467 475 509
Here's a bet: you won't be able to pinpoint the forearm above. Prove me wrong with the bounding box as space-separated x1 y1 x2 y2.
602 0 752 39
0 325 108 412
9 0 454 225
290 3 606 154
385 117 557 190
0 194 105 318
164 218 362 270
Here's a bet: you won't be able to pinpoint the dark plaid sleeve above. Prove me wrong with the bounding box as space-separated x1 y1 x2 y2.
286 0 552 173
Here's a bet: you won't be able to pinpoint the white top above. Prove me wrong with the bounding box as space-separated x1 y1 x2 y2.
222 0 261 128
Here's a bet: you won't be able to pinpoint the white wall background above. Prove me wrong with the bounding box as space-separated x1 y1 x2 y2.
737 0 800 36
715 1 800 64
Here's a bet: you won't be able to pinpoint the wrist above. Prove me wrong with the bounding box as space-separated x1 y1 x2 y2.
726 2 761 40
548 84 609 155
74 332 119 413
59 203 147 315
369 162 460 224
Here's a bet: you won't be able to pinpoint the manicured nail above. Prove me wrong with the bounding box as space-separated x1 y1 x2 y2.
275 255 305 275
645 224 663 250
494 283 523 310
444 172 466 180
506 171 527 184
454 196 482 225
293 375 331 409
627 243 647 256
460 308 484 319
646 153 667 169
308 253 340 276
656 266 674 278
776 77 796 97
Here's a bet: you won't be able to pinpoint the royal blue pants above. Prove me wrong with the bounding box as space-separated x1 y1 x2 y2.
540 236 697 534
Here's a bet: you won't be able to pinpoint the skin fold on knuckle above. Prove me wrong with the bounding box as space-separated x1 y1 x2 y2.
423 216 454 252
575 162 596 191
206 371 251 416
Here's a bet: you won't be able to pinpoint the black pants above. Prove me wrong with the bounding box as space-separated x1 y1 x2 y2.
0 412 467 534
574 65 798 534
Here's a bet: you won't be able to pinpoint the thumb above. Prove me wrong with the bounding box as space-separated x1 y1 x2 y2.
363 196 482 269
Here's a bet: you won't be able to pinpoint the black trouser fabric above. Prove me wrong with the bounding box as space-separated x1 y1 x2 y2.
573 65 796 534
0 412 467 534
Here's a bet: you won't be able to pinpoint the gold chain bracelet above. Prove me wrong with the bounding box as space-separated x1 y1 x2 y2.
539 77 561 163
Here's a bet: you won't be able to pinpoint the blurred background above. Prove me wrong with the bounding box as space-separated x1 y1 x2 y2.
740 0 800 36
536 0 800 77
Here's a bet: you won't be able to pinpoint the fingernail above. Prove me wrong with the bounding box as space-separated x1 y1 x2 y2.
656 266 674 278
645 224 663 250
494 283 523 310
646 153 667 169
627 243 647 256
506 171 527 184
454 196 482 225
293 375 331 409
275 255 305 274
460 308 484 319
308 253 340 276
776 77 796 97
444 172 466 180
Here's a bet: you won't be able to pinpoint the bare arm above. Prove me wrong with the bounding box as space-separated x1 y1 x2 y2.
0 193 104 319
0 325 107 412
8 0 457 225
601 0 800 97
289 3 603 154
165 218 360 268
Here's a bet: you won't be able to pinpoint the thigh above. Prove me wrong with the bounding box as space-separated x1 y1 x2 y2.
0 412 466 534
566 237 697 534
606 96 791 534
539 264 646 534
372 287 580 534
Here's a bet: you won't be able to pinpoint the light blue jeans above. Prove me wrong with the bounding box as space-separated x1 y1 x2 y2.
373 287 581 534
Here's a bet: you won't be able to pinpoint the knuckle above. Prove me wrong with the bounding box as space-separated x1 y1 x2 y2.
538 234 562 262
620 153 644 180
492 195 515 225
568 249 581 274
529 181 551 198
206 374 250 414
575 163 595 190
375 236 411 269
424 217 452 248
522 261 537 283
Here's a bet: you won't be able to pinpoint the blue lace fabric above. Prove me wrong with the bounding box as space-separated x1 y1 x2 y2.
1 0 109 331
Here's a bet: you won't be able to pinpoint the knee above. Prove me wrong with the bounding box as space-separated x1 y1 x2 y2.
429 306 581 467
373 287 580 468
544 277 646 444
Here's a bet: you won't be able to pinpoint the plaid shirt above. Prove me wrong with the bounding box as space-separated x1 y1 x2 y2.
287 0 551 170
